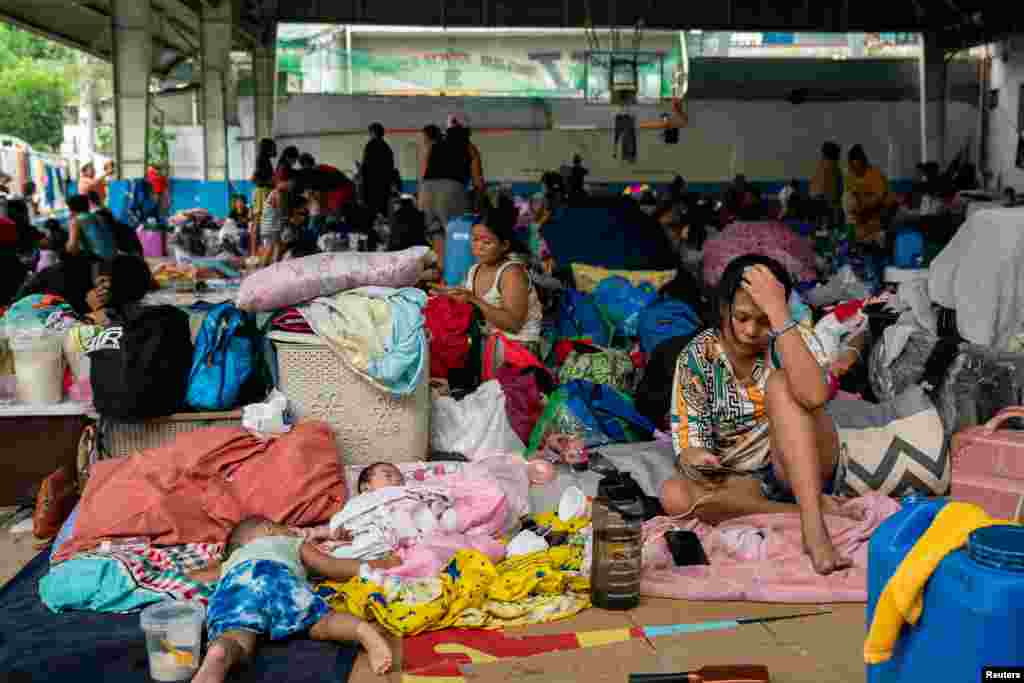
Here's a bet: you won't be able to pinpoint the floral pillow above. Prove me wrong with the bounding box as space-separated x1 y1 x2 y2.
237 246 433 312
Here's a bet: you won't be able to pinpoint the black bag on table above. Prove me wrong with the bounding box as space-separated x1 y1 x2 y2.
87 305 194 420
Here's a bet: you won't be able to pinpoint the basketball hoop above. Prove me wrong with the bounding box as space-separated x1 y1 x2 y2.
583 49 664 105
609 53 638 106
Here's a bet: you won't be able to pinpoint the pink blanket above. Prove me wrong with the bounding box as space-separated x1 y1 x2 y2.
640 493 901 603
389 474 510 578
326 455 529 579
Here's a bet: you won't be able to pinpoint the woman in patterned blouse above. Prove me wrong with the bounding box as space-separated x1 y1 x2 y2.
660 254 864 575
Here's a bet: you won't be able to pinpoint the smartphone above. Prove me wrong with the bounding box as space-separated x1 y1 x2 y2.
665 530 709 566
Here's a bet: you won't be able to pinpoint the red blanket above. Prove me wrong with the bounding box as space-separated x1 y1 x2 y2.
53 422 347 564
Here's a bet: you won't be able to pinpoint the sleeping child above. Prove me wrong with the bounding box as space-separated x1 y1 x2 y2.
296 462 511 578
190 516 398 682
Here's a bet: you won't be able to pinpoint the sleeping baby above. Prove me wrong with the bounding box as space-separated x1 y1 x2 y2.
294 462 510 576
297 463 458 551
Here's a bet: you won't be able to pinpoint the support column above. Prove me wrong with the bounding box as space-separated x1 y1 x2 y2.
919 32 948 166
111 0 152 180
200 2 234 181
252 32 277 143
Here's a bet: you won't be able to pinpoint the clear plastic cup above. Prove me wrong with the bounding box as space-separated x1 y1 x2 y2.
140 602 205 682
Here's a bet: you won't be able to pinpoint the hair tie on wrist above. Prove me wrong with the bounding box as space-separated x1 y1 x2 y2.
826 370 840 401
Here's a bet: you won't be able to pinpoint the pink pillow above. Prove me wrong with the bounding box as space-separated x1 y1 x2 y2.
237 246 432 312
703 221 817 288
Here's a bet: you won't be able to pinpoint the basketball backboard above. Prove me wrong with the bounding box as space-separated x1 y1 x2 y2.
582 49 667 105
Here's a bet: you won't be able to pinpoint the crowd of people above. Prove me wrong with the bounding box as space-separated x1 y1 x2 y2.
0 125 984 580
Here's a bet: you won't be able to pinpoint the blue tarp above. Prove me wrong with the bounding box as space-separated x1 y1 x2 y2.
542 205 679 271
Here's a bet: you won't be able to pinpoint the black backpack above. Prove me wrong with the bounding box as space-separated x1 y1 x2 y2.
87 305 194 420
634 333 697 429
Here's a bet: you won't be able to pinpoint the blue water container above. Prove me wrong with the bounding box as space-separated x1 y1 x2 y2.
892 229 924 269
867 497 1024 682
443 214 479 287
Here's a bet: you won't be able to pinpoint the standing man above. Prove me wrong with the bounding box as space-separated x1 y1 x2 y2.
361 123 396 219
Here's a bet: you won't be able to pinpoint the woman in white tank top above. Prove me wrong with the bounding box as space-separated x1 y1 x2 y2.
441 197 543 355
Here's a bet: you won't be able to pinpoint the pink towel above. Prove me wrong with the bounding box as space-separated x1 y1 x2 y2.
640 493 901 603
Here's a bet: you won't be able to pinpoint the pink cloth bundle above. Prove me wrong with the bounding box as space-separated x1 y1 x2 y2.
640 493 901 603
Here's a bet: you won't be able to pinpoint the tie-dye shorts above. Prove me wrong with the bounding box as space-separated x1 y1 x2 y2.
207 560 331 642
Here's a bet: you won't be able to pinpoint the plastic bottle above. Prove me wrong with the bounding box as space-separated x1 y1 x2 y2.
589 473 644 610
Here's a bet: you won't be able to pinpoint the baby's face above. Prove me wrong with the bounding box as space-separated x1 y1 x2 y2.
366 464 405 491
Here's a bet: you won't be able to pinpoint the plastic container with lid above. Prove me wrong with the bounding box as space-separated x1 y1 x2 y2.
140 602 205 682
590 472 645 611
867 498 1024 682
7 327 64 405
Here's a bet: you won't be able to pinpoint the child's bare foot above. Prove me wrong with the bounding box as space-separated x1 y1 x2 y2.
355 622 393 675
801 515 853 576
192 639 233 683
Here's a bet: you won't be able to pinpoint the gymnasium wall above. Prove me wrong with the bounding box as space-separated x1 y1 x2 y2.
255 95 978 188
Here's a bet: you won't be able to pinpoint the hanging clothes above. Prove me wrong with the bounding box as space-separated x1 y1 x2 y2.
45 166 57 207
613 113 637 163
33 158 47 210
14 147 28 197
58 167 68 200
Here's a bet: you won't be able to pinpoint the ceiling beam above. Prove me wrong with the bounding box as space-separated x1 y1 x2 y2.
0 7 110 59
152 0 200 32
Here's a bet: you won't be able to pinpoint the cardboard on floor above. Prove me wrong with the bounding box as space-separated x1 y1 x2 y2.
350 597 868 683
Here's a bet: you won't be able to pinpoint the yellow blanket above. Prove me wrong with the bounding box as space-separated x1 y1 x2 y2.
864 502 1016 664
316 546 590 636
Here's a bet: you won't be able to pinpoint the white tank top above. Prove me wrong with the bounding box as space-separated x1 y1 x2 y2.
466 260 543 343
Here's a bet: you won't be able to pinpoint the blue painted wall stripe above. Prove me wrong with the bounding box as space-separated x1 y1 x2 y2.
108 177 914 220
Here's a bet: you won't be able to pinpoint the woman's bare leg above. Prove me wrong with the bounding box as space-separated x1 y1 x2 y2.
193 630 258 683
660 475 800 523
765 373 852 575
310 612 392 675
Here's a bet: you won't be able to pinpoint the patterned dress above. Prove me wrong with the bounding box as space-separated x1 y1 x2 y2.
670 326 829 480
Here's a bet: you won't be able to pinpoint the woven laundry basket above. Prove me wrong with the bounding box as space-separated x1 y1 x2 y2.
98 410 243 460
270 332 429 466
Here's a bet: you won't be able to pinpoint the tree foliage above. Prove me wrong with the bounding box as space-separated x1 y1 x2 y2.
0 59 71 151
0 24 78 151
0 24 74 67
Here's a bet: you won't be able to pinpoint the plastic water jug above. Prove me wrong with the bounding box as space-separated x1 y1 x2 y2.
443 214 479 287
867 497 1024 682
892 229 924 269
590 474 644 611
